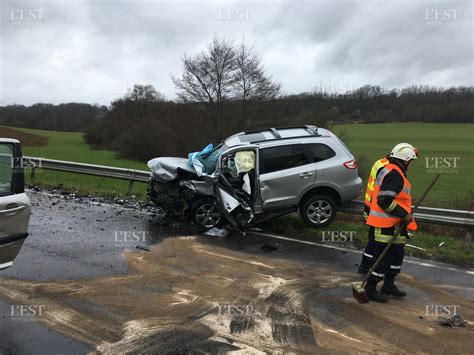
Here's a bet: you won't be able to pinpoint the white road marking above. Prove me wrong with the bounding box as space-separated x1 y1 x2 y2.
254 232 474 276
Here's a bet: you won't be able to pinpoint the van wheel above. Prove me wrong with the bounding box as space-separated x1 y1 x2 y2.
190 199 223 228
300 194 337 228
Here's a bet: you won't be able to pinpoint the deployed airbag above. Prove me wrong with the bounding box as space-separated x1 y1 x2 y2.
235 151 255 174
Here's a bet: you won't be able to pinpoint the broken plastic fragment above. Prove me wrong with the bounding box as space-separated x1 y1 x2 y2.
204 227 228 238
438 315 467 327
136 244 151 251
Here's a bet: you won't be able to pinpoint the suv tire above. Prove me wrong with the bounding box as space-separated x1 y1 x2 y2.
190 198 224 228
300 193 337 228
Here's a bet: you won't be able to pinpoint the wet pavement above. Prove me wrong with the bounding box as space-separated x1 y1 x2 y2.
0 191 473 353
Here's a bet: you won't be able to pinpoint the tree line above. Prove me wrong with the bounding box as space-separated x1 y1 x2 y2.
0 37 472 161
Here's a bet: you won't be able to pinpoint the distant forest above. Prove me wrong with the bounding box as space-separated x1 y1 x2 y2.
1 85 473 160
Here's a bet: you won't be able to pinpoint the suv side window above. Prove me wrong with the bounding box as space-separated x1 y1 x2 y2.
303 143 336 163
0 144 13 195
260 145 310 174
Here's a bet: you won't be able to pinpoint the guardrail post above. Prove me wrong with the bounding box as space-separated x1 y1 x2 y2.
465 228 472 244
127 180 134 195
126 171 136 195
30 166 36 180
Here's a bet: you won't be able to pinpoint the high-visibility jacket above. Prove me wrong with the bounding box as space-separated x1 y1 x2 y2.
366 163 417 243
364 157 389 208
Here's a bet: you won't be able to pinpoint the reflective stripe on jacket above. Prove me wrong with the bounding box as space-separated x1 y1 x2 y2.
364 157 389 208
366 163 417 241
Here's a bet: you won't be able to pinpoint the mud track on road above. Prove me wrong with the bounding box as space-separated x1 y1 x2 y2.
0 236 473 353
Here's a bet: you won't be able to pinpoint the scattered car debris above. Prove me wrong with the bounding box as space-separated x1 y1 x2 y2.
135 244 151 252
204 227 229 238
261 243 280 253
438 315 467 328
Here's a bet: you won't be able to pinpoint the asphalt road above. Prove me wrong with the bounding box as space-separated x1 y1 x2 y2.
0 191 473 354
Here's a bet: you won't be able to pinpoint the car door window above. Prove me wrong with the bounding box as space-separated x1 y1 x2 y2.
303 143 336 163
0 144 13 194
294 145 310 167
260 145 310 174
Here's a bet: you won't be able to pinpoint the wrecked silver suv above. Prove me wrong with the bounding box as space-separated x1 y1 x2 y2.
147 126 362 230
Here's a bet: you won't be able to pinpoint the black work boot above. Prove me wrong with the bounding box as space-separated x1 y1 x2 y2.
364 276 388 303
381 276 407 298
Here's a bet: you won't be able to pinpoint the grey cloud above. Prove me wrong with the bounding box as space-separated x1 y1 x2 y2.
0 0 472 105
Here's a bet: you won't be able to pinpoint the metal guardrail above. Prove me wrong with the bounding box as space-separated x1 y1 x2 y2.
23 156 151 194
23 156 473 235
339 200 474 228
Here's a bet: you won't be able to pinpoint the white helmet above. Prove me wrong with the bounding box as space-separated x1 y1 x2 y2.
390 143 419 161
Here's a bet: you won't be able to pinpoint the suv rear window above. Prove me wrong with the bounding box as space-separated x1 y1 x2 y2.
260 145 310 174
303 143 336 163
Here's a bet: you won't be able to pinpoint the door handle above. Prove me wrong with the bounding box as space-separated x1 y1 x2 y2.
299 172 314 178
0 205 26 215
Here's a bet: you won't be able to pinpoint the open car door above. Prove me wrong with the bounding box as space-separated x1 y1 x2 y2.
0 139 31 270
213 147 259 231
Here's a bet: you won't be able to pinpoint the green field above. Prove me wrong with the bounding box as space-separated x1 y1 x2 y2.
333 122 474 207
4 126 150 197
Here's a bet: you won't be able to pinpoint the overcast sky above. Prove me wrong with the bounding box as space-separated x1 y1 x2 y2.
1 0 472 105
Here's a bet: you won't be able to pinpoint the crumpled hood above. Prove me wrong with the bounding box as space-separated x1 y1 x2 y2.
147 157 197 182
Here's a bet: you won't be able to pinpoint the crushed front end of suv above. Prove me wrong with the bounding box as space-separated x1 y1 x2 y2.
147 126 362 231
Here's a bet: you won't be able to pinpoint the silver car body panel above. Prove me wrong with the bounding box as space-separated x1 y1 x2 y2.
0 138 31 270
180 179 214 196
259 160 317 209
0 193 31 269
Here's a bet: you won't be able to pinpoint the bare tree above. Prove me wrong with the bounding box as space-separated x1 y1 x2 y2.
173 36 281 140
173 37 237 138
234 41 281 127
124 84 165 119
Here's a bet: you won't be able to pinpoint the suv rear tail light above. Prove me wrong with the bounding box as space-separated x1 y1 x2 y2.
343 159 358 169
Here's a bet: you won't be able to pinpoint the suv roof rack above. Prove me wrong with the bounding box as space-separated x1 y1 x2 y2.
243 125 320 136
270 128 281 139
238 126 323 144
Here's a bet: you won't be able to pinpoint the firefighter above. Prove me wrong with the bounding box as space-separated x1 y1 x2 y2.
357 155 389 274
364 143 419 302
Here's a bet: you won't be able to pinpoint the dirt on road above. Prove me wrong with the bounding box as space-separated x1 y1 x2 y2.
0 236 473 353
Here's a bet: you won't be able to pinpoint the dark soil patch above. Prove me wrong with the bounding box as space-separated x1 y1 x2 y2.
0 126 48 147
